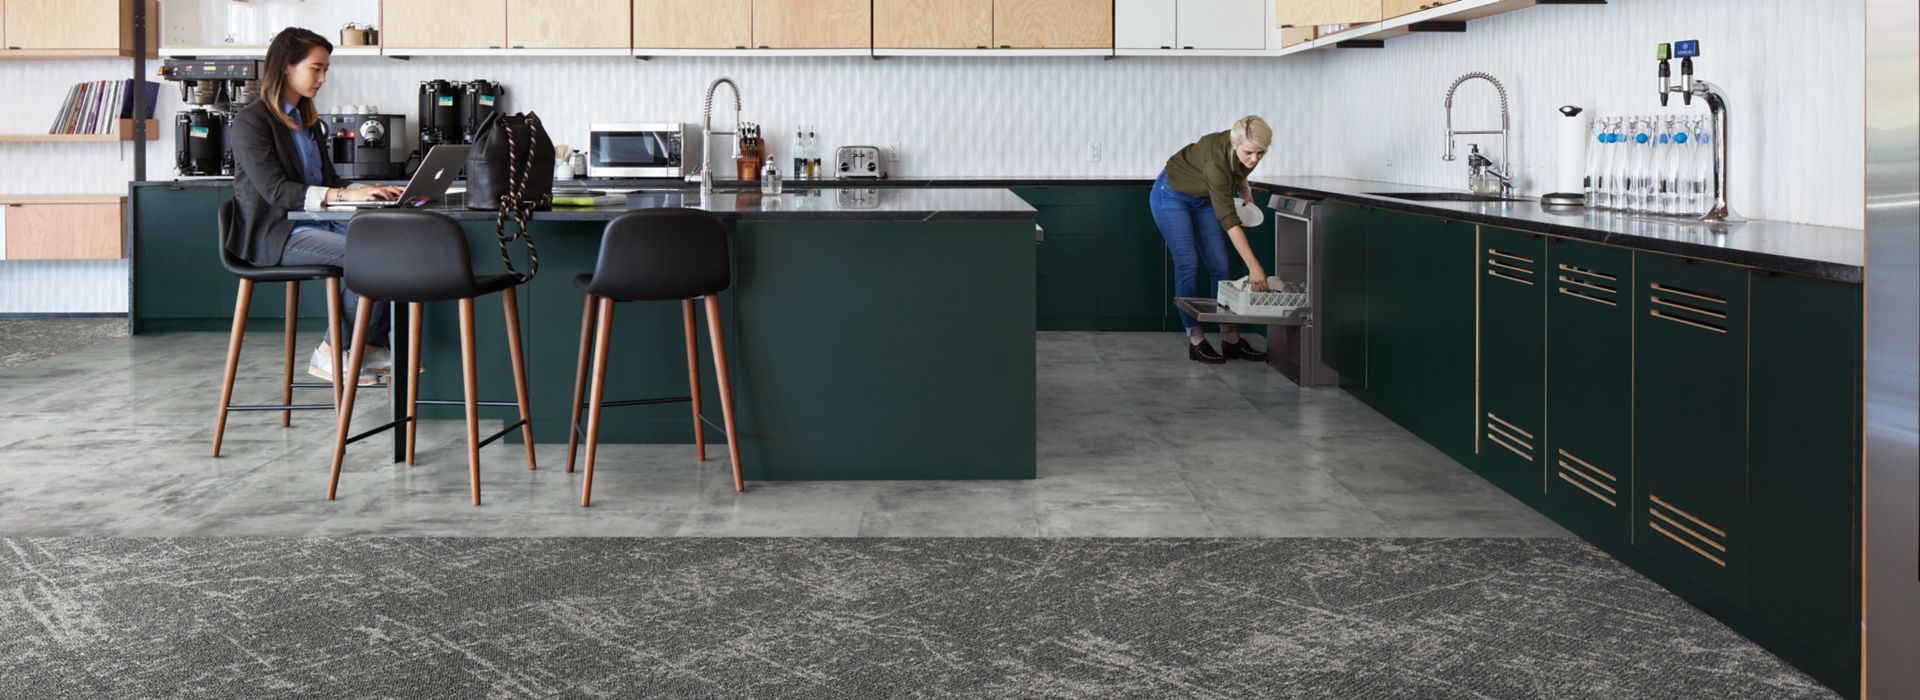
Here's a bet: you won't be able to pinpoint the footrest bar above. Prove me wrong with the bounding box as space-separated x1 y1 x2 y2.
475 419 530 449
227 403 337 412
344 417 411 445
415 399 522 408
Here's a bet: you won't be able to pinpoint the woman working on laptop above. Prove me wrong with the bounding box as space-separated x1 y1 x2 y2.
229 27 403 382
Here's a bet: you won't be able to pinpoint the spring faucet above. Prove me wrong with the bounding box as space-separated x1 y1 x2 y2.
692 77 743 202
1443 72 1513 198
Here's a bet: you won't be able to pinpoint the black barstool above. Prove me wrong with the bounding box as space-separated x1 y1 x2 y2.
326 209 536 505
568 209 743 507
211 199 349 457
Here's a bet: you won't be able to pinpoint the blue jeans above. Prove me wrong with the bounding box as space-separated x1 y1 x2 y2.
281 222 389 349
1149 171 1233 335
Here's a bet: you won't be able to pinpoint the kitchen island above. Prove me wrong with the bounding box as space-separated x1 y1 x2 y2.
134 185 1039 481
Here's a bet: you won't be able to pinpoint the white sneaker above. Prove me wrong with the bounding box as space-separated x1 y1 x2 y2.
362 346 393 374
306 344 380 385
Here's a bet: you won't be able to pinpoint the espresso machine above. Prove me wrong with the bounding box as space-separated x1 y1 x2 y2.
175 109 232 177
321 113 408 180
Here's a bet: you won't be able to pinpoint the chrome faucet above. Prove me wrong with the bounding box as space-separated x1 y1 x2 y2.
1659 44 1741 223
691 77 743 202
1443 71 1513 198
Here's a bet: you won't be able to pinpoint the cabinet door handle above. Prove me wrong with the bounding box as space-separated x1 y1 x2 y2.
1648 309 1727 334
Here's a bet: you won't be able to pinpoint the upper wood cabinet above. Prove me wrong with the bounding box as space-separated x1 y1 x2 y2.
384 0 509 49
875 0 993 49
509 0 630 49
994 0 1113 49
1275 0 1382 28
634 0 751 49
1383 0 1458 18
3 0 134 51
752 0 870 49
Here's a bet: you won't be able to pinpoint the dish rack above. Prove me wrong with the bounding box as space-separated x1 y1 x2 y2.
1217 277 1309 318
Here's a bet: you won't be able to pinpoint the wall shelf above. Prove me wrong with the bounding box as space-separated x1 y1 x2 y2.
158 46 384 58
0 49 156 60
0 194 124 205
0 120 158 143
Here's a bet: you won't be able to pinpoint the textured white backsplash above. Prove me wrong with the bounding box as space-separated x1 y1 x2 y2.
0 0 1866 313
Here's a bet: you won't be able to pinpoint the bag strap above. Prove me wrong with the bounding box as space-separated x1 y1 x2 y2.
491 117 547 283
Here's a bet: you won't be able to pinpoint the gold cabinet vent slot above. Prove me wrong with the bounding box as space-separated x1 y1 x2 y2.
1648 282 1727 305
1647 493 1729 567
1486 248 1535 264
1558 472 1618 507
1558 287 1618 306
1648 309 1728 334
1488 269 1535 286
1649 296 1728 319
1557 263 1618 281
1557 275 1616 295
1484 412 1535 461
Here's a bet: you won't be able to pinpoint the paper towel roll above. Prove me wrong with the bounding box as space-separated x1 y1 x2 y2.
1555 107 1590 196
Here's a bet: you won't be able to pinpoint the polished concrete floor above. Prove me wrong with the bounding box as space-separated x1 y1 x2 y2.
0 329 1566 538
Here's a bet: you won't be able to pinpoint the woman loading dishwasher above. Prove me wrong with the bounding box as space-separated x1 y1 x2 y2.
1151 116 1272 364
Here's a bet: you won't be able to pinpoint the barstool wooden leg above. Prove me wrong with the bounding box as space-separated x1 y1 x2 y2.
683 299 706 462
404 302 423 465
565 294 597 473
502 287 537 471
324 278 345 410
326 303 374 500
703 296 745 493
211 279 255 458
581 297 616 507
281 281 299 427
458 297 482 506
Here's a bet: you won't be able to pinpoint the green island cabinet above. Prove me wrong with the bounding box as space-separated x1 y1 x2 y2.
1320 202 1864 696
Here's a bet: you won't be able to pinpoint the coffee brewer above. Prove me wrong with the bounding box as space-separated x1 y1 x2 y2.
321 113 408 180
411 79 505 174
175 109 232 177
160 59 260 177
461 80 504 143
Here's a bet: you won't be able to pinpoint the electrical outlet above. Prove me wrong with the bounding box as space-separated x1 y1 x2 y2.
887 142 902 164
1087 140 1102 163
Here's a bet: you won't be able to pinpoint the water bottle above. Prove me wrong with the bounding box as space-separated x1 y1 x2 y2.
1692 117 1714 216
793 129 807 180
1651 118 1674 215
1607 119 1632 210
1584 117 1607 205
1625 117 1653 213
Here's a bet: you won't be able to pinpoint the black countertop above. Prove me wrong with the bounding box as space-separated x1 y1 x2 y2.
140 175 1862 281
283 186 1037 222
1249 177 1864 284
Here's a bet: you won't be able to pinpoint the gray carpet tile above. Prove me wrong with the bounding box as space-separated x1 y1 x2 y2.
0 318 126 369
0 537 1836 699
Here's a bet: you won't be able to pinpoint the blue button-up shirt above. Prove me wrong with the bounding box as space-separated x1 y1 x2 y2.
283 101 326 186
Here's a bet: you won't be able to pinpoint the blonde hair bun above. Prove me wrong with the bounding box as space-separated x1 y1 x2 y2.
1231 115 1272 150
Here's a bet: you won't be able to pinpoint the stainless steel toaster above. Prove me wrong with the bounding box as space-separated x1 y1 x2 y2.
835 145 885 179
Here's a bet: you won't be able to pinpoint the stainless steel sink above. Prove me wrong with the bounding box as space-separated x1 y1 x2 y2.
1367 191 1526 203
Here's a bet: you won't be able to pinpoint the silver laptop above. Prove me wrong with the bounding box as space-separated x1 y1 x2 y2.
330 145 471 208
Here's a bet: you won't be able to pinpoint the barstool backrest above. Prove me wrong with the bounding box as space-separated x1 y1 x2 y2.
345 209 487 302
588 209 730 301
216 199 259 276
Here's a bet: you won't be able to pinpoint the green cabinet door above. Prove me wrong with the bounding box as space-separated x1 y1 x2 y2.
1318 201 1367 384
1418 217 1477 462
1476 226 1547 502
132 184 339 332
1543 238 1634 548
1633 252 1748 605
1366 208 1421 424
1748 271 1862 688
1095 187 1172 331
1015 187 1099 330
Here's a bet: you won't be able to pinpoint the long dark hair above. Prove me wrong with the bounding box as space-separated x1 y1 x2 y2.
261 28 333 131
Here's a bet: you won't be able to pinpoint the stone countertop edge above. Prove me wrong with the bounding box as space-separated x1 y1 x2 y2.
134 177 1862 282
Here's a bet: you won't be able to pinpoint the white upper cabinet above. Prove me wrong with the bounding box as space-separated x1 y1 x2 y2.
1115 0 1176 49
1179 0 1267 50
1118 0 1268 51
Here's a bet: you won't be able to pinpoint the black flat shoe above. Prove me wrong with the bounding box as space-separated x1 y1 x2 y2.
1223 338 1268 362
1189 339 1226 364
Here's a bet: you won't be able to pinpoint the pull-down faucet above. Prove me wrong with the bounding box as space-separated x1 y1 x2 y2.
691 77 743 202
1443 71 1513 199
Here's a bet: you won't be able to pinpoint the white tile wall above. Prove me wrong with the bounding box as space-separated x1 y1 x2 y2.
0 0 1866 313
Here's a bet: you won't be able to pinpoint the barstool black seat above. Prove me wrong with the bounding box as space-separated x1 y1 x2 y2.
210 199 349 458
569 209 744 506
327 209 537 506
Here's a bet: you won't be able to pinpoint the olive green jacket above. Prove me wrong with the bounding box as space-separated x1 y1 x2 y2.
1163 130 1252 230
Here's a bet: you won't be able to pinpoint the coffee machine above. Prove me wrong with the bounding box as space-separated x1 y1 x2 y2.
461 80 504 142
411 79 505 174
321 114 408 180
160 59 260 177
175 109 233 177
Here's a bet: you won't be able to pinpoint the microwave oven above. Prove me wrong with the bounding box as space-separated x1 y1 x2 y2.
587 123 701 178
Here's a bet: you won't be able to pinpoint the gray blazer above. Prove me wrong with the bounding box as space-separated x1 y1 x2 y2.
227 100 345 266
